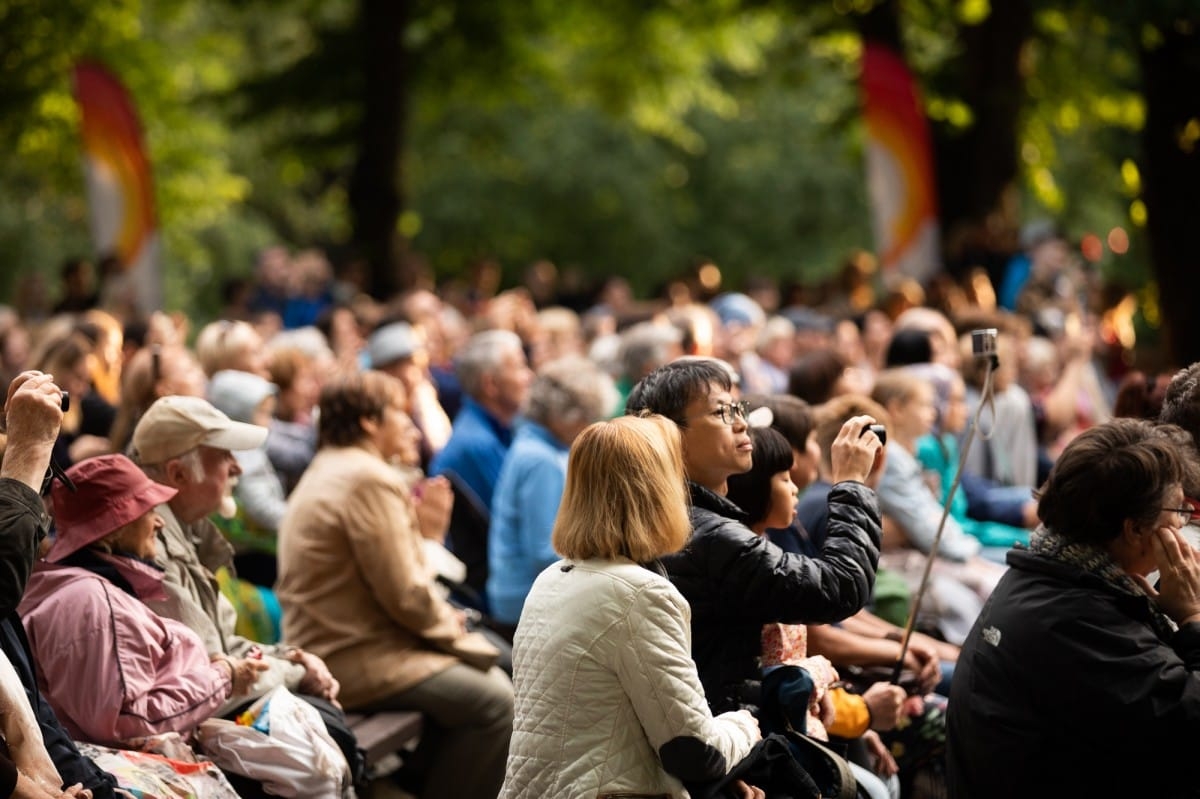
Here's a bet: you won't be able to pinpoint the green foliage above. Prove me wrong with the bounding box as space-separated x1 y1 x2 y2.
0 0 1185 319
1021 5 1149 285
0 0 252 311
405 11 872 294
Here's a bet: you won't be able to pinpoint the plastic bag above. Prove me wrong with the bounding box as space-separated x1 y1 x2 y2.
197 686 351 797
76 740 240 799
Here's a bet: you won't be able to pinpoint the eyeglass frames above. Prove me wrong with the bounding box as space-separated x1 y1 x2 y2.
687 400 750 426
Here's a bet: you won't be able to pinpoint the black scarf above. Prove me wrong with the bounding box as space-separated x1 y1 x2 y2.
1028 526 1177 640
58 548 163 599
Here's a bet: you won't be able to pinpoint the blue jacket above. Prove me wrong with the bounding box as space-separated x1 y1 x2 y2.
429 398 514 512
486 423 570 624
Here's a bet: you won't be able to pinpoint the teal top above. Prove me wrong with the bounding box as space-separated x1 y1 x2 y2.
915 433 1030 549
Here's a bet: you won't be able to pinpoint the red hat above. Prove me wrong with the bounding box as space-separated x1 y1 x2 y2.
48 454 177 563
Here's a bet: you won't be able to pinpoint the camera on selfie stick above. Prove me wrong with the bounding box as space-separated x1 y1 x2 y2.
891 328 999 684
971 328 999 370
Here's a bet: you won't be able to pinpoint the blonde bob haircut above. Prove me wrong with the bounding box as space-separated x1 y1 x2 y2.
552 414 690 562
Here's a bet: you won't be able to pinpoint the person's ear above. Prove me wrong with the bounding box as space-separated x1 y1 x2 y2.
478 371 499 401
163 458 188 488
360 414 379 438
1121 518 1151 551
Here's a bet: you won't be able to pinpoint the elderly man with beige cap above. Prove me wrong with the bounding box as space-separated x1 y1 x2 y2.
130 395 362 783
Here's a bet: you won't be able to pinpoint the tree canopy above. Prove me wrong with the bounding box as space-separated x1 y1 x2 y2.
0 0 1195 358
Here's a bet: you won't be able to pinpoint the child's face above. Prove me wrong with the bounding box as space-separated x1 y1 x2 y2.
764 469 799 531
942 377 969 435
897 383 937 442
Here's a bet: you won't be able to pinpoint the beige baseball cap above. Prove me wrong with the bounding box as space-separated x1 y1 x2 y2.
132 395 268 465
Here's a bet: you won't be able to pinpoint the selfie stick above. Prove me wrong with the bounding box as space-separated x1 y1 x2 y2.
891 329 998 685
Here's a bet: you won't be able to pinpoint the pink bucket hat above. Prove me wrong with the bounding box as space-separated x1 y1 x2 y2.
47 454 177 563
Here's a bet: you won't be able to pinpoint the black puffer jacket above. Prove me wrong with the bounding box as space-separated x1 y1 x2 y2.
948 549 1200 799
660 480 881 714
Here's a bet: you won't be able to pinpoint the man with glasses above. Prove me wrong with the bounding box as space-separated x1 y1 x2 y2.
627 358 884 715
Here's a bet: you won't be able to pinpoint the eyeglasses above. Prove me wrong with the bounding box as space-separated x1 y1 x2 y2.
1161 506 1193 525
699 400 750 426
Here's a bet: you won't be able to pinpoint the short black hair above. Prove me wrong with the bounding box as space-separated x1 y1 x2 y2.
726 426 794 528
626 359 732 426
885 328 934 368
1038 418 1195 545
1160 364 1200 448
787 350 847 405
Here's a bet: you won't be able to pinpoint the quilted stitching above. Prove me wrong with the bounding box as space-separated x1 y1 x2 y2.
501 560 758 799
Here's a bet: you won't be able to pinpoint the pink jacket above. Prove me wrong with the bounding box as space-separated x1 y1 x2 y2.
17 554 232 746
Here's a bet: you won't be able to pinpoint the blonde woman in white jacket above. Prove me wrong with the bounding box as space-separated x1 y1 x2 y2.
502 414 763 799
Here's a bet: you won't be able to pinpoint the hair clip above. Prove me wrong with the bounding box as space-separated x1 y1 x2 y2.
746 406 774 429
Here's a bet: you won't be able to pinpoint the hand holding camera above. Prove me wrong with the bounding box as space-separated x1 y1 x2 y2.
0 372 66 493
831 415 884 485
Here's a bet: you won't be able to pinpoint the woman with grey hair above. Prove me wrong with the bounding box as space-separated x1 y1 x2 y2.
486 356 618 631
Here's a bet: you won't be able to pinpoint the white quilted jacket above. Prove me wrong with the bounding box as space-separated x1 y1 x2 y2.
501 558 760 799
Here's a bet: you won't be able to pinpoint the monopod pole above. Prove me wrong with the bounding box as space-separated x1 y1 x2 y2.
891 344 998 684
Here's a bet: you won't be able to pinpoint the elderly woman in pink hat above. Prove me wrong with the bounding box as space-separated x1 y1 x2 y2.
17 454 266 747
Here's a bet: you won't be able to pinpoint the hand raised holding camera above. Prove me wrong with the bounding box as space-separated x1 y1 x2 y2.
830 415 883 485
1 372 65 492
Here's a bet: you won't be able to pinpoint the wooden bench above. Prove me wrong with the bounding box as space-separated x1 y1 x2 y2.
345 711 424 776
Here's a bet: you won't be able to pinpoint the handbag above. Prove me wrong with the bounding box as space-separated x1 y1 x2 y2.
688 733 823 799
780 729 858 799
760 666 858 799
197 686 352 797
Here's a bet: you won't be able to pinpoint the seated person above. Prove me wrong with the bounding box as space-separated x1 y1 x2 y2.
870 370 1005 643
795 396 959 673
429 330 534 597
277 371 512 799
263 346 320 496
726 426 902 799
207 369 289 589
0 371 117 797
128 395 359 786
906 363 1034 553
948 419 1200 797
486 356 616 628
625 358 882 716
503 415 761 799
19 454 266 746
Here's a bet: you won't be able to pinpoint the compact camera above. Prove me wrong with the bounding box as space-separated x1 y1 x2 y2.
971 328 998 359
859 424 887 446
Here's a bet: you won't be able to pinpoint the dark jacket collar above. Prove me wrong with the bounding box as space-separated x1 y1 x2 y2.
1006 548 1161 622
687 481 750 524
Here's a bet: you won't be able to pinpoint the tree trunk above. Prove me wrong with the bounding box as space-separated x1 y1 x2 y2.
858 0 1033 284
348 0 409 301
940 1 1032 225
1140 25 1200 366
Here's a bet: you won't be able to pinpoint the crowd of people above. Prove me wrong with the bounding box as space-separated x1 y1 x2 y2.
0 238 1198 799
